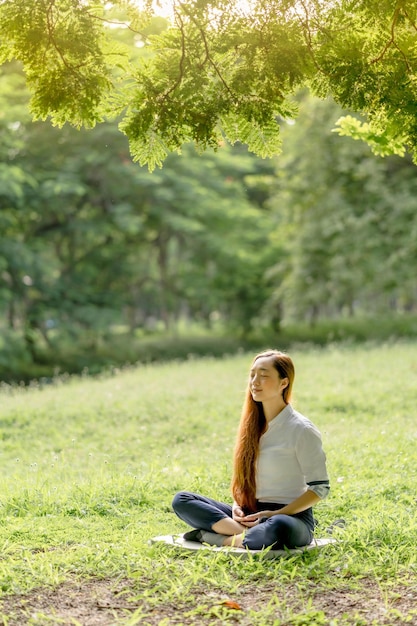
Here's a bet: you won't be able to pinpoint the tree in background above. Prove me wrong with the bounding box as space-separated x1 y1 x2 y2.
2 59 417 353
265 93 417 324
2 6 417 379
0 61 278 367
0 0 416 168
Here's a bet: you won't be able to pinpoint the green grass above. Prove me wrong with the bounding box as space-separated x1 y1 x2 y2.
0 343 417 624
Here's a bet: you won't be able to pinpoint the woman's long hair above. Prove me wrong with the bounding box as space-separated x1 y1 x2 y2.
231 350 295 512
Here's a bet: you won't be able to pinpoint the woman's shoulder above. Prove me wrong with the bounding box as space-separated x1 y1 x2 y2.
287 405 321 434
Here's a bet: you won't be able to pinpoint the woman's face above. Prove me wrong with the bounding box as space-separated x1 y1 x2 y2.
249 357 289 404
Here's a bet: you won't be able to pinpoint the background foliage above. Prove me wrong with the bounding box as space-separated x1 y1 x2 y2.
2 58 417 381
1 3 417 382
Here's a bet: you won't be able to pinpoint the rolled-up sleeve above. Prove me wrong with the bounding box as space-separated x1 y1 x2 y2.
296 425 330 500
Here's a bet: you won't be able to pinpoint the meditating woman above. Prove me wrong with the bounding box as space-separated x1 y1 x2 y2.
172 349 330 550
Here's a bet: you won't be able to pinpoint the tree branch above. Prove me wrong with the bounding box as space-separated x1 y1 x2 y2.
157 0 238 105
159 8 187 100
370 4 401 64
295 0 329 77
45 0 96 72
85 12 147 39
177 0 237 101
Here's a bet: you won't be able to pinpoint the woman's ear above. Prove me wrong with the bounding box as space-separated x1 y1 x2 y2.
280 377 289 391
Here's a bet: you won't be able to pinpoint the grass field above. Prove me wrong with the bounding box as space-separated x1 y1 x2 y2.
0 342 417 625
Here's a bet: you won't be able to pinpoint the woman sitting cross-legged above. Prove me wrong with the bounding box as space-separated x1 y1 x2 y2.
172 350 330 550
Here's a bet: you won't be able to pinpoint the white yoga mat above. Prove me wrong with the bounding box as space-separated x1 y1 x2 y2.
149 534 337 559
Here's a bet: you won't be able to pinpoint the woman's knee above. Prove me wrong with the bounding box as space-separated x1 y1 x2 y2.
266 516 311 548
244 515 311 550
172 491 193 513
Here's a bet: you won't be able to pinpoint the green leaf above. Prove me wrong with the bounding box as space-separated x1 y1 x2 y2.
220 114 282 158
333 115 407 158
128 128 170 171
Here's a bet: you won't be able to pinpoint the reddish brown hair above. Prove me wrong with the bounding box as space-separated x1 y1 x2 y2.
231 350 295 511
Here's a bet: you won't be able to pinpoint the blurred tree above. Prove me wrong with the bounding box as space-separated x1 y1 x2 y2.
266 93 417 323
3 50 417 377
0 61 279 358
138 144 276 332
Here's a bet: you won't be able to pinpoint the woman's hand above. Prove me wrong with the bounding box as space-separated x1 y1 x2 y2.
232 505 259 527
232 505 246 523
232 506 275 527
240 510 274 527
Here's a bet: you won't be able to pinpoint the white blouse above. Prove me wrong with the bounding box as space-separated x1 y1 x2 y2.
256 404 329 504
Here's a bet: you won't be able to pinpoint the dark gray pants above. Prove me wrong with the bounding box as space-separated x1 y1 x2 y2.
172 491 313 550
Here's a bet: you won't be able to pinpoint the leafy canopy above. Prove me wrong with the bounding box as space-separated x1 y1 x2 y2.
1 0 417 168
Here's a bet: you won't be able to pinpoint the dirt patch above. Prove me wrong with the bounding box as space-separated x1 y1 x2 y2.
1 576 416 625
0 578 134 626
